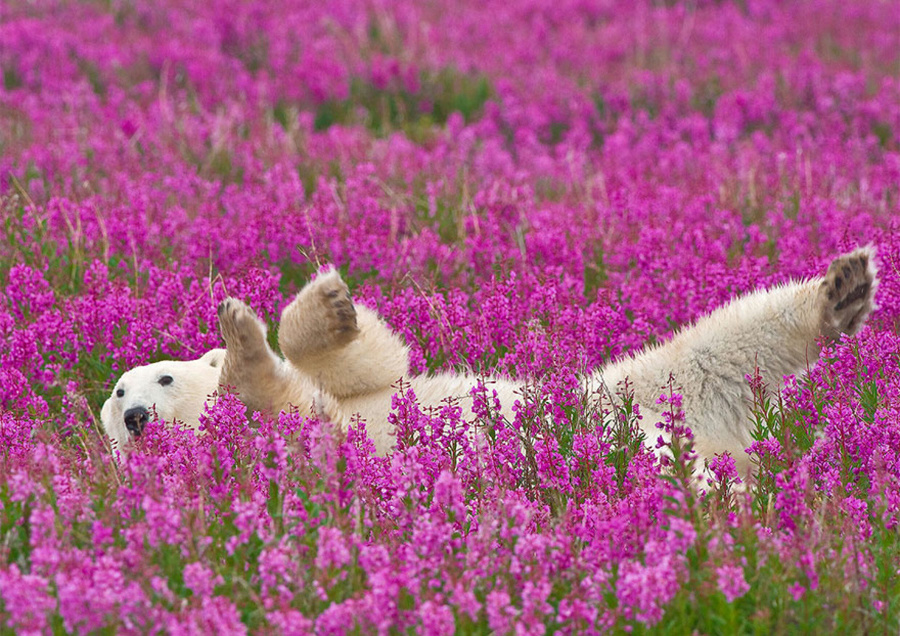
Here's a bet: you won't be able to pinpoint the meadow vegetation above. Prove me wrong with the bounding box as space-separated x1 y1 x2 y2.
1 0 899 632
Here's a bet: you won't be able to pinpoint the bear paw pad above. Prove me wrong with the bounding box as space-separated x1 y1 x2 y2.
820 247 877 338
217 298 268 354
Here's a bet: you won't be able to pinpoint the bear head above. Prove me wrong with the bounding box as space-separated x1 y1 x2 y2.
100 349 226 451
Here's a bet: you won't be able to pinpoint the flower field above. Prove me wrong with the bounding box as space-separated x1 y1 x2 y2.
1 0 899 632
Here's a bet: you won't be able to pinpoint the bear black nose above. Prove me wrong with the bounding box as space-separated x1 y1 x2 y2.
123 406 150 437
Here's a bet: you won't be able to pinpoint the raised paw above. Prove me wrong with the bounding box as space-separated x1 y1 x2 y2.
217 298 291 414
279 268 360 364
819 247 878 340
217 298 270 361
318 274 359 344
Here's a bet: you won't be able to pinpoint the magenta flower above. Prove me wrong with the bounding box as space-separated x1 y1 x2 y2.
716 564 750 603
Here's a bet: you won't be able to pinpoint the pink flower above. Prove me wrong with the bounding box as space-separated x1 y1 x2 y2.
716 564 750 602
316 527 351 571
183 562 223 598
0 566 54 633
616 551 681 626
417 600 455 635
708 452 741 485
486 589 517 634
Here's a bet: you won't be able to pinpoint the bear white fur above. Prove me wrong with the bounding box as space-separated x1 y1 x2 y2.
99 349 225 451
102 249 877 476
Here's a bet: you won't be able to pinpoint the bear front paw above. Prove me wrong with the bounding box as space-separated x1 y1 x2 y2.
319 276 360 346
279 268 360 364
217 298 269 358
819 247 877 340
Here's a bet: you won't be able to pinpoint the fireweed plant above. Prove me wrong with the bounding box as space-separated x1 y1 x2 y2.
1 0 899 632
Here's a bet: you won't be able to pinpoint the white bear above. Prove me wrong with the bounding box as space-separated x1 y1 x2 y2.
216 248 877 476
99 349 226 451
101 248 877 476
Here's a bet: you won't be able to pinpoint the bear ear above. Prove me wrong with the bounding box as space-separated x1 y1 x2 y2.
100 397 114 433
199 348 227 368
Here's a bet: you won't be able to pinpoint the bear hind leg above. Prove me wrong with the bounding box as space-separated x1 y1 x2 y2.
819 247 878 341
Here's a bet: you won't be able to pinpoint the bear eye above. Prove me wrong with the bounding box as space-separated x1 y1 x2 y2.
158 375 174 387
116 388 125 398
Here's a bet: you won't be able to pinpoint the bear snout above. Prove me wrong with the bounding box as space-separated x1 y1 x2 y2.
123 406 150 437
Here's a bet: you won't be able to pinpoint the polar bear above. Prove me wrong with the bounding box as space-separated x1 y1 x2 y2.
100 248 877 475
99 349 226 450
214 247 877 475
